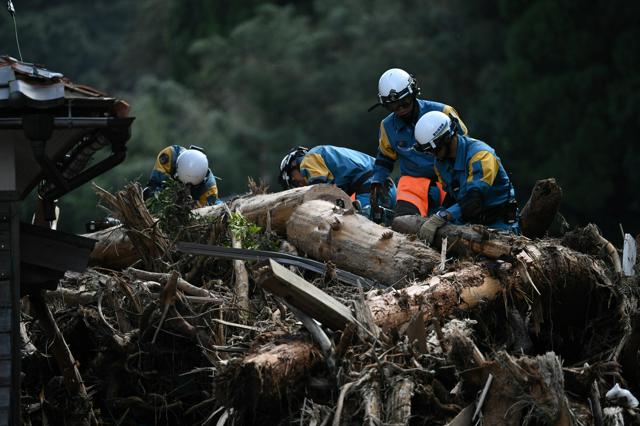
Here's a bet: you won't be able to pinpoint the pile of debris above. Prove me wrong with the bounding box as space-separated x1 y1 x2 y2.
19 180 640 425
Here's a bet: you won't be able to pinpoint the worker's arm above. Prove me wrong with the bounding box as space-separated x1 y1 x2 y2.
372 122 397 183
445 150 499 222
197 172 221 207
146 146 177 194
299 153 334 185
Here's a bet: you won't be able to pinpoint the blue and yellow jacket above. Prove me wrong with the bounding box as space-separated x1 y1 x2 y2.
372 99 467 183
435 135 517 230
300 146 375 194
299 145 396 210
147 145 220 207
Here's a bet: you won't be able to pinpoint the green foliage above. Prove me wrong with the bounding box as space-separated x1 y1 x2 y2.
228 212 263 250
146 179 197 240
0 0 132 89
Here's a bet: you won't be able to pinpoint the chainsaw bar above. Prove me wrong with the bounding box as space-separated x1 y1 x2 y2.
176 242 380 289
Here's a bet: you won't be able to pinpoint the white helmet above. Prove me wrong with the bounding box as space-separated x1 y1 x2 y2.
175 149 209 185
377 68 418 105
414 111 455 153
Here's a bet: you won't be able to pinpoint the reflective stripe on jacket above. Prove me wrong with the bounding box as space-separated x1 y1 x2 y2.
299 145 395 210
372 99 468 183
435 135 516 230
300 146 375 195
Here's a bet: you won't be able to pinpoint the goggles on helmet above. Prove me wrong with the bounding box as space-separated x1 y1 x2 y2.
379 86 412 105
279 147 308 189
384 95 413 112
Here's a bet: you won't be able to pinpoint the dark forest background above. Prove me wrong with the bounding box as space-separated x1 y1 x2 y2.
1 0 638 241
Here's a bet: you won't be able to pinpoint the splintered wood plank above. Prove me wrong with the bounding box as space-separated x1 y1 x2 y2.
260 259 355 330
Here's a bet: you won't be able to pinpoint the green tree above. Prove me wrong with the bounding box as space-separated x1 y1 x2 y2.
495 0 640 237
5 0 639 238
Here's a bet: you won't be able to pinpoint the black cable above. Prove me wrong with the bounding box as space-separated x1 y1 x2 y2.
7 0 23 61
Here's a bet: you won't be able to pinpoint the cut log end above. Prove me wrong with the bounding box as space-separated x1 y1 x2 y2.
520 178 563 239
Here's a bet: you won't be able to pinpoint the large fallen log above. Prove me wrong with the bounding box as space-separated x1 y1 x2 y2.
391 176 563 246
366 263 504 333
194 184 353 235
286 199 440 285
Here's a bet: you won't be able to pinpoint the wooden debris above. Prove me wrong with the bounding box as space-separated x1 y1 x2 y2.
385 377 415 425
258 259 355 331
230 223 251 317
219 337 322 425
366 264 504 332
84 224 140 269
29 291 96 426
94 182 170 270
519 178 563 239
125 267 220 299
19 182 640 426
361 379 383 426
86 184 353 269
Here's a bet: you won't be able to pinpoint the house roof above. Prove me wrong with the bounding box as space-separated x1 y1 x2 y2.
0 55 133 200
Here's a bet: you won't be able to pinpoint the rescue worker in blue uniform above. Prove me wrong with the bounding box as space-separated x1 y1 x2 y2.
279 145 396 220
144 145 221 207
413 111 519 244
368 68 468 220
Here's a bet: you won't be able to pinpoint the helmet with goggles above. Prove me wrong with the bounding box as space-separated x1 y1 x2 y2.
368 68 420 112
378 68 419 107
414 111 456 153
278 146 309 189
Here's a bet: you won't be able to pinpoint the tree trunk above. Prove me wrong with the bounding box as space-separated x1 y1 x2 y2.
286 199 440 285
361 380 383 426
217 337 322 425
448 333 572 426
366 264 504 333
84 225 139 269
195 184 353 235
519 178 562 239
392 178 562 241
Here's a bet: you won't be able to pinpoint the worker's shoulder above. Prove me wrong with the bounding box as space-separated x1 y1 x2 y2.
463 136 496 158
417 98 451 113
380 111 396 127
158 144 184 157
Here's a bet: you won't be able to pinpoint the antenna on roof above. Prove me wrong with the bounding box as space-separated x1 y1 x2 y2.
6 0 23 61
